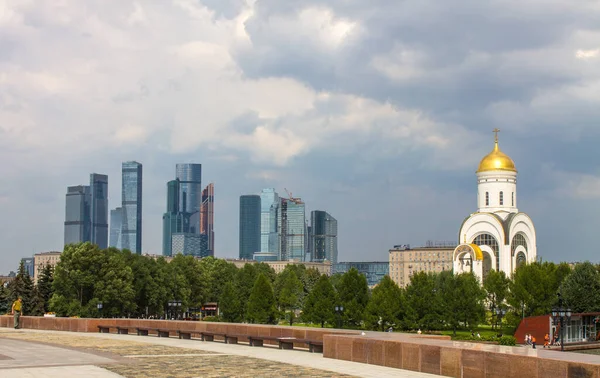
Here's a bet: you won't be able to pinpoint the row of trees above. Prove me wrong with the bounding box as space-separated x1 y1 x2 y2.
2 242 600 335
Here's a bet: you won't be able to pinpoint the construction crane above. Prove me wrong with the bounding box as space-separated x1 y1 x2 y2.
284 188 303 204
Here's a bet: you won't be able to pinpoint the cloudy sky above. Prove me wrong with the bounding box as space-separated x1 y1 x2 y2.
1 0 599 273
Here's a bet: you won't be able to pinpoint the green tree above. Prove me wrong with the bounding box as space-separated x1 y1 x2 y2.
236 264 258 321
219 281 242 322
336 268 370 328
277 270 303 325
507 262 570 321
246 274 277 324
365 276 403 331
442 272 486 335
36 264 54 313
199 257 238 302
483 270 509 328
93 248 136 317
561 261 600 313
302 275 336 328
7 260 35 315
0 284 9 314
404 272 440 330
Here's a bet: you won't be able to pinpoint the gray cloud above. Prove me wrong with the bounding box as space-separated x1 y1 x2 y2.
0 0 599 272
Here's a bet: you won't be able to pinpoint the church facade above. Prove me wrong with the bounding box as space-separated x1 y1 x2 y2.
453 131 537 282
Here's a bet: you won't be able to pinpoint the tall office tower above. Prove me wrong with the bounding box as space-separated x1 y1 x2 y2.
311 210 338 264
175 164 202 233
260 188 280 254
90 173 109 249
277 197 306 261
200 183 215 256
239 195 261 260
109 207 122 248
162 179 190 256
64 185 91 245
20 257 34 277
121 161 143 253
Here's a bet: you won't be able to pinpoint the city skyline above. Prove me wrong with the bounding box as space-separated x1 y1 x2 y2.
2 1 600 271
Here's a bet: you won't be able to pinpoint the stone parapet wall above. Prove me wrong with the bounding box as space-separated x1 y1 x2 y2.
323 333 600 378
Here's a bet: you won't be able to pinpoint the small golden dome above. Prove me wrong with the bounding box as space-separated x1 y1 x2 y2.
477 133 517 173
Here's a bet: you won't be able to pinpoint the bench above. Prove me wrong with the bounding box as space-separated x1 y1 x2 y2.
177 330 196 340
116 326 138 335
97 325 111 333
247 335 281 347
247 336 323 352
157 329 170 338
136 327 152 336
199 331 228 342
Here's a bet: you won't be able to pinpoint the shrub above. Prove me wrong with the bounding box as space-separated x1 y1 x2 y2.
498 336 516 346
202 316 220 322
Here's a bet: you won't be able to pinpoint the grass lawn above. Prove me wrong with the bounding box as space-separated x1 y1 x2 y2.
441 325 515 340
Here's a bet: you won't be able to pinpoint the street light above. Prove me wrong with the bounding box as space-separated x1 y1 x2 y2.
335 305 344 329
495 307 506 330
97 302 103 318
168 300 183 320
551 292 572 352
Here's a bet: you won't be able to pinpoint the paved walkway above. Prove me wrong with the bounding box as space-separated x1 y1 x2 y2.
0 328 442 377
0 337 120 377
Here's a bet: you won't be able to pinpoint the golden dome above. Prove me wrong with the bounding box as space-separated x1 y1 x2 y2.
477 133 517 173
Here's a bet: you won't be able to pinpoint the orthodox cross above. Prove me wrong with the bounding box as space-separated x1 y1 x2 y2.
493 128 500 142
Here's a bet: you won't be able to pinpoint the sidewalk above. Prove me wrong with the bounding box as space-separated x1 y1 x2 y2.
0 328 442 377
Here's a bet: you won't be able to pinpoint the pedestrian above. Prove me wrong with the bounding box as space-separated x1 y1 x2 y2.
417 328 422 334
11 297 23 329
526 334 531 345
531 335 536 349
544 333 550 349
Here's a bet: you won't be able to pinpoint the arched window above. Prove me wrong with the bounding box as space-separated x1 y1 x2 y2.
473 233 500 276
499 191 504 205
485 192 489 206
516 252 527 269
511 234 527 256
512 192 514 206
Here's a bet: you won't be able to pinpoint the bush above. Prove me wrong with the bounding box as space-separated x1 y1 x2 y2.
202 316 220 322
498 336 516 346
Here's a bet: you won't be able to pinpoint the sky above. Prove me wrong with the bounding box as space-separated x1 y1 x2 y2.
1 0 600 273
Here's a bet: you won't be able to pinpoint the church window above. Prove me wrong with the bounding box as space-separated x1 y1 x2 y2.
473 233 500 278
512 192 514 206
511 234 527 256
499 191 504 205
485 192 489 206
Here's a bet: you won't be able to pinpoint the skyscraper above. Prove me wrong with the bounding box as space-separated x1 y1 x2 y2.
176 164 202 233
200 183 215 256
64 185 91 245
260 188 280 254
90 173 108 249
110 207 122 249
311 210 338 264
121 161 142 253
239 195 261 260
162 179 192 256
278 197 306 261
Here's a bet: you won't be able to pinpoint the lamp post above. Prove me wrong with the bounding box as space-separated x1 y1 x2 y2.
97 302 103 318
551 292 572 352
495 307 506 330
335 305 344 329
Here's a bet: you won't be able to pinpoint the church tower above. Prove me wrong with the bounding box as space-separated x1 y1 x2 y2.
453 130 537 282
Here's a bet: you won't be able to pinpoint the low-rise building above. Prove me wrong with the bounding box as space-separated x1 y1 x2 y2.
389 243 455 288
332 262 389 288
225 258 332 275
34 251 62 284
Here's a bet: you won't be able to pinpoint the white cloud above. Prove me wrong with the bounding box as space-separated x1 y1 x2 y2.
576 49 599 60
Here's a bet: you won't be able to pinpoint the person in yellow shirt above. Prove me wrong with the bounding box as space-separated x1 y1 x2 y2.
11 297 23 329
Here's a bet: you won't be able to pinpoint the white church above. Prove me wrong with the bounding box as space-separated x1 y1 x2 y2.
453 130 537 282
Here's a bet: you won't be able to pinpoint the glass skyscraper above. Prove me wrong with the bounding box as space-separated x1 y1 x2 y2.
311 210 338 264
110 207 122 249
176 164 202 233
90 173 109 249
121 161 142 253
64 185 91 245
239 195 261 260
200 183 215 256
260 188 280 254
278 198 306 261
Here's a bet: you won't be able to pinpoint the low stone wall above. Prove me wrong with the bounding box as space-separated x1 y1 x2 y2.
3 316 598 377
0 315 357 345
323 333 600 378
